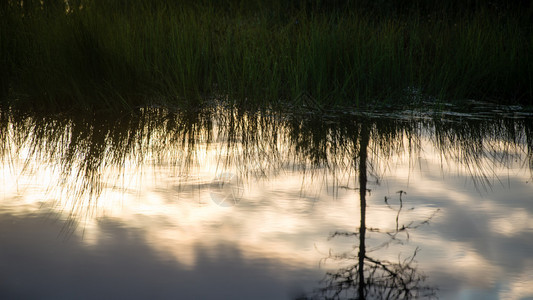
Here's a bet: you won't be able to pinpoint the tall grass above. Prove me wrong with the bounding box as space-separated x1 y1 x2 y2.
1 0 531 111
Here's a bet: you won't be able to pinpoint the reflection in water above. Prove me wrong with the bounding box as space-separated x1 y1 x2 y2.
312 197 438 300
303 124 437 300
2 105 531 207
1 104 532 299
209 172 244 207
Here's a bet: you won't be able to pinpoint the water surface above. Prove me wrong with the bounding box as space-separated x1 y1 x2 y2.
1 106 532 299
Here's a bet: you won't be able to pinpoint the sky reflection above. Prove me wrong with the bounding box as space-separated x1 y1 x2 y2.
1 107 532 299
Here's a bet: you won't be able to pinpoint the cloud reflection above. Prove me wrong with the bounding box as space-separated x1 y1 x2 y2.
1 106 532 299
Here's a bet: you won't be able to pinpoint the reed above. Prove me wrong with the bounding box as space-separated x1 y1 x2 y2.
1 0 531 111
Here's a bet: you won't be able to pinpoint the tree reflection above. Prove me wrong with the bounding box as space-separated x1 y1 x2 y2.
299 122 437 300
313 193 438 300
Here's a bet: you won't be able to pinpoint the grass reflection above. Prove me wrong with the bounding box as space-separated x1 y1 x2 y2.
0 105 531 216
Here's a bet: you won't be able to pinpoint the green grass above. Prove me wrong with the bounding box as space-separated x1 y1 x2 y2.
1 0 532 111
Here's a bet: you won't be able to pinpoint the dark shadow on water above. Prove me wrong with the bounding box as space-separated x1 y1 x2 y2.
0 211 312 300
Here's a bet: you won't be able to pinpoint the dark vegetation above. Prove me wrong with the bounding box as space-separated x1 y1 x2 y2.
1 0 532 112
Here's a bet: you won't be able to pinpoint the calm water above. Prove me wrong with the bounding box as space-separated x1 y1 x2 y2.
1 105 532 299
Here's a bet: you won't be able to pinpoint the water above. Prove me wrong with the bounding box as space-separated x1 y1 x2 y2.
1 106 532 299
